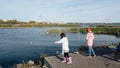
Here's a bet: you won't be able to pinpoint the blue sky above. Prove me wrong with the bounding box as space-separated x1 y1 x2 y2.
0 0 120 23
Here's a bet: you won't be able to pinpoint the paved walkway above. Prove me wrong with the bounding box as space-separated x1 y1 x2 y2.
44 53 120 68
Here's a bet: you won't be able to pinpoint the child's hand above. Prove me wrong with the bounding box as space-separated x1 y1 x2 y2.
54 41 59 44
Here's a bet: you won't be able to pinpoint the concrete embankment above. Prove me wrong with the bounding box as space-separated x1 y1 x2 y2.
44 48 120 68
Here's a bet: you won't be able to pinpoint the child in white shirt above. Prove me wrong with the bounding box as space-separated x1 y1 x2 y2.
54 33 72 64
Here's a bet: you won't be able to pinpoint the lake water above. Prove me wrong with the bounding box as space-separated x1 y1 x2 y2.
0 27 120 67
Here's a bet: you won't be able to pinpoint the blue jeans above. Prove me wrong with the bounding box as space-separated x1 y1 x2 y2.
88 46 95 56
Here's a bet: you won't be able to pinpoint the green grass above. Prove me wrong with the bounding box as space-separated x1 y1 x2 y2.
45 27 120 37
0 23 79 28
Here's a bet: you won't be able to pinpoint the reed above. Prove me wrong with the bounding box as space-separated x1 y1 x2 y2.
45 27 120 37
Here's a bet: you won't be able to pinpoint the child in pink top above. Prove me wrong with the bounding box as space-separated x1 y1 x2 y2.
86 27 96 58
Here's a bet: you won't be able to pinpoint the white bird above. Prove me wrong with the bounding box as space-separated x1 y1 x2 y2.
56 51 59 54
28 41 32 44
46 31 49 34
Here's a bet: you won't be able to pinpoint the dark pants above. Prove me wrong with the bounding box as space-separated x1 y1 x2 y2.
64 53 70 58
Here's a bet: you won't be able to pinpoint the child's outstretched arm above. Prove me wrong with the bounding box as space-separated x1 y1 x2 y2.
54 39 62 44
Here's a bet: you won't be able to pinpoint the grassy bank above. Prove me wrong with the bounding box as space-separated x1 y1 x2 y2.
46 27 120 37
0 23 79 28
79 27 120 37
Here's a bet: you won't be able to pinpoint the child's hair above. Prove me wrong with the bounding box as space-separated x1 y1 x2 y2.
60 33 65 38
86 27 91 32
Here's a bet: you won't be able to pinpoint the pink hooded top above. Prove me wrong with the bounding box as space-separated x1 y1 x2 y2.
86 31 94 46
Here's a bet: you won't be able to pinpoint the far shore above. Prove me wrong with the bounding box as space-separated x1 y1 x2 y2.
0 24 120 37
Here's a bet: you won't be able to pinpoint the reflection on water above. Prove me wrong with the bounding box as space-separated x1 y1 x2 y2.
0 27 120 67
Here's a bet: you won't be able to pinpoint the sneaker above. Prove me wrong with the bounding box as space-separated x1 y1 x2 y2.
87 56 92 58
62 57 67 63
93 55 96 57
67 61 72 64
67 57 72 64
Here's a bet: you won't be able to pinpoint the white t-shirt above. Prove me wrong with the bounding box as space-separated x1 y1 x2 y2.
55 37 69 53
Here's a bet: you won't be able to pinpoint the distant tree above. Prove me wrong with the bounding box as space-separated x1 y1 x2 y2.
29 21 36 24
5 19 19 24
0 19 5 24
